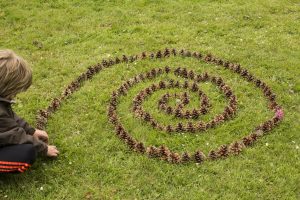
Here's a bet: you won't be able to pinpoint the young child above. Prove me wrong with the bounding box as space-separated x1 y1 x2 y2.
0 49 59 173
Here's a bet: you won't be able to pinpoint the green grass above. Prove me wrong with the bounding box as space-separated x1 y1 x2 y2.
0 0 299 199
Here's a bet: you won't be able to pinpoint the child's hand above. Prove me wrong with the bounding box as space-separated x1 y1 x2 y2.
33 129 49 144
47 145 59 157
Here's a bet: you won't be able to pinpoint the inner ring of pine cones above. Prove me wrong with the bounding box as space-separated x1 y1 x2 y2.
36 48 284 164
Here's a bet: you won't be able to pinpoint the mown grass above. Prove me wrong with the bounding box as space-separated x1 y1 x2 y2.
0 0 299 199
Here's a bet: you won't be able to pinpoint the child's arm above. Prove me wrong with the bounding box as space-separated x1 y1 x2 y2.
14 114 36 135
14 112 49 143
0 117 48 155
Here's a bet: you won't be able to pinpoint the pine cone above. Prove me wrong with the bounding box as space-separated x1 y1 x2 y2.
122 55 128 62
175 122 184 132
216 77 223 86
109 114 118 125
157 68 163 75
217 145 229 157
192 52 199 59
126 137 137 149
159 81 166 89
175 108 183 118
171 48 177 56
156 50 162 58
255 79 262 87
119 130 129 141
203 72 209 80
225 90 233 98
186 122 195 133
192 109 199 119
86 68 95 79
166 106 173 114
146 72 152 79
49 98 61 112
108 59 115 66
147 146 159 157
166 125 173 133
128 56 134 63
174 67 181 75
150 120 158 128
217 59 224 65
262 120 273 132
183 96 190 105
150 53 155 59
141 52 147 59
194 150 206 163
102 59 109 67
185 51 191 57
115 125 124 135
164 66 171 73
188 70 195 79
181 68 188 78
196 122 206 131
151 84 158 91
38 109 49 119
191 82 199 92
200 107 208 115
150 68 157 77
183 81 189 89
208 150 218 160
249 133 259 142
229 141 245 155
135 142 146 153
223 61 230 68
145 87 152 95
208 120 216 128
204 54 212 62
166 80 174 88
164 48 170 57
175 81 180 88
213 114 224 124
138 73 145 81
269 94 276 101
159 145 170 159
211 76 217 84
233 64 241 73
181 152 191 162
36 115 47 130
242 135 254 146
169 152 181 164
184 110 191 119
241 69 248 77
179 49 185 56
143 112 151 122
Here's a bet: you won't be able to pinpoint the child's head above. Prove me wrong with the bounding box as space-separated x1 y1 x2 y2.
0 49 32 100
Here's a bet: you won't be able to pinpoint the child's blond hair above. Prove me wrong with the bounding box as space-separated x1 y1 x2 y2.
0 49 32 99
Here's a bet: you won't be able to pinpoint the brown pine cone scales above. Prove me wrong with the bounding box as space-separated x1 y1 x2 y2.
181 152 191 162
217 145 229 158
194 150 206 163
208 150 218 160
229 141 245 155
169 152 181 164
147 146 159 158
159 145 171 159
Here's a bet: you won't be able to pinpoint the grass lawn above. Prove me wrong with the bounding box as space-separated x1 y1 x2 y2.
0 0 299 199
